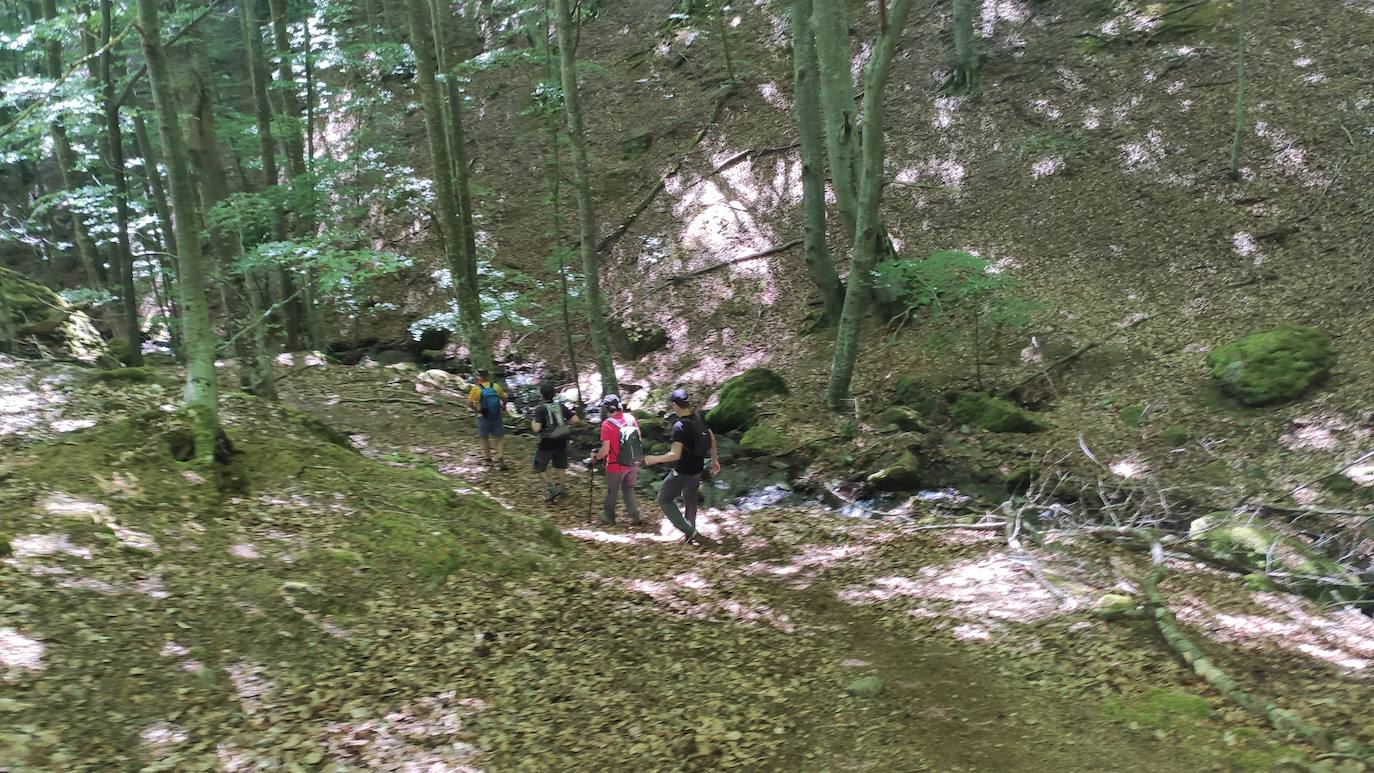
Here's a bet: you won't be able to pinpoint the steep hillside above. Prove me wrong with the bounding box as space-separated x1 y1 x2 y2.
350 0 1374 508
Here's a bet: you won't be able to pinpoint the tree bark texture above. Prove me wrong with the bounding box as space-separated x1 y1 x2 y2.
100 0 142 362
553 0 619 394
790 0 842 324
826 0 917 410
136 0 221 461
810 0 859 243
951 0 977 91
403 0 494 371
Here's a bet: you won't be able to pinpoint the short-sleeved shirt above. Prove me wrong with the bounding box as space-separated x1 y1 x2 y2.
671 413 708 475
468 380 506 405
599 412 638 473
534 403 575 451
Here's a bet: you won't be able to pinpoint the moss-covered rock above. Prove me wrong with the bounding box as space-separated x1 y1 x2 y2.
893 375 939 416
705 368 788 433
106 337 135 365
1004 466 1039 493
951 392 1047 433
1105 689 1212 730
1189 512 1362 600
631 410 670 440
876 406 927 433
0 267 107 361
844 676 883 698
1206 325 1335 405
866 451 923 491
739 425 785 456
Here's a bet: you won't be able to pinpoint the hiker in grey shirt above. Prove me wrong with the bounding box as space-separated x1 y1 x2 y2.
644 388 720 544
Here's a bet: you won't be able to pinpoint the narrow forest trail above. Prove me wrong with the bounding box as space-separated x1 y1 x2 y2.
282 364 1289 772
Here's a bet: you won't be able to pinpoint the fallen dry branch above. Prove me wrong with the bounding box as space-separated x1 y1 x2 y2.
1136 557 1373 759
664 239 803 284
998 342 1098 398
595 86 735 256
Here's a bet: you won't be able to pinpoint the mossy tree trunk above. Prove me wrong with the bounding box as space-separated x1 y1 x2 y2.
99 0 142 363
403 0 494 372
810 0 859 243
554 0 618 394
951 0 977 91
790 0 842 325
132 111 178 260
826 0 917 410
136 0 221 461
240 0 286 241
429 0 484 312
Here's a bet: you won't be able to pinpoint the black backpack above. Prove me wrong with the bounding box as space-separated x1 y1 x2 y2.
681 411 712 458
605 415 644 466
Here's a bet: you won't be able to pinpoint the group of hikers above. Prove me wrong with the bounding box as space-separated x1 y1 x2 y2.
464 369 721 546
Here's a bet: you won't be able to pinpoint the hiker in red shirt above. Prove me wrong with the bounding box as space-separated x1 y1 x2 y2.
589 394 643 526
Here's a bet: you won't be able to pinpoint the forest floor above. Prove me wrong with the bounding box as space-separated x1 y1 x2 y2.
4 357 1374 771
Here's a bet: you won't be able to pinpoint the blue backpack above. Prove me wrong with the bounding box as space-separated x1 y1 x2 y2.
478 384 502 419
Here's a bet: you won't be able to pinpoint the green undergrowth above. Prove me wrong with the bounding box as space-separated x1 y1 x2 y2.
1103 690 1304 769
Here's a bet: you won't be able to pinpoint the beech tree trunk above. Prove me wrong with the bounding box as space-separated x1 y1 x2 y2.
268 0 308 181
790 0 842 324
240 0 286 240
542 14 582 405
136 0 221 462
553 0 618 394
810 0 859 243
403 0 494 371
429 0 483 304
133 111 178 259
100 0 142 363
951 0 977 91
826 0 917 410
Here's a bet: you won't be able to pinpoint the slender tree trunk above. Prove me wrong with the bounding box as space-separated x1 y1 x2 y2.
715 1 736 82
826 0 917 410
951 0 977 91
41 0 104 289
240 0 286 240
133 111 178 258
403 0 494 371
811 0 859 243
1228 0 1247 181
136 0 221 461
790 0 842 324
100 0 142 362
301 16 325 350
267 0 308 181
429 0 481 302
542 13 582 405
553 0 618 394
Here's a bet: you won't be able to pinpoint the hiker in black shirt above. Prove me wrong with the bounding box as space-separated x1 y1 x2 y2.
644 388 720 544
530 381 580 502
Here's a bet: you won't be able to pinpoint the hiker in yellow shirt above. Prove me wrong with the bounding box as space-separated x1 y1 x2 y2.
467 368 508 468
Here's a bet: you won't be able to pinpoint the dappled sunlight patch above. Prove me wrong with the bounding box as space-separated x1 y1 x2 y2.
140 722 189 753
1171 590 1374 676
1109 455 1149 480
1119 129 1165 171
837 554 1066 624
39 492 110 519
1280 412 1366 452
230 543 263 560
1 627 45 678
1031 156 1065 178
226 661 273 715
742 543 871 586
323 692 486 770
10 533 92 560
51 418 96 432
624 576 796 632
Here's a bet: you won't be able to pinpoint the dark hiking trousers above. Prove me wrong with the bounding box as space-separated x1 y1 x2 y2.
602 466 641 525
657 470 702 538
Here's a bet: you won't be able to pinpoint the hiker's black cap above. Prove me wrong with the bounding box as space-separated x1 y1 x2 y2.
670 388 691 406
601 393 621 410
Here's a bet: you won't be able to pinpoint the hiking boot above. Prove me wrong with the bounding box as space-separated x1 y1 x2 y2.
599 518 616 527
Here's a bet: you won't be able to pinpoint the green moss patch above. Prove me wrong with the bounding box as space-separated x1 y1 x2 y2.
893 375 940 417
740 425 785 455
705 368 788 433
1206 325 1335 405
1105 689 1212 731
867 451 923 491
951 392 1047 433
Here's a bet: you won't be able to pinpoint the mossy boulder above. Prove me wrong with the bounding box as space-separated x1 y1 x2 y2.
951 392 1047 433
1206 325 1335 405
631 410 670 440
876 406 927 434
866 451 923 491
844 676 883 698
705 368 788 433
1161 426 1192 447
0 267 107 361
893 375 939 416
739 425 785 456
1189 512 1362 601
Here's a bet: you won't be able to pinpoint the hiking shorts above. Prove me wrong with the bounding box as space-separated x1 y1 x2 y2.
476 415 506 438
533 444 569 473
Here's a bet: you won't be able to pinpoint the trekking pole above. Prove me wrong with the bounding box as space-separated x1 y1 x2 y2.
586 457 597 525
